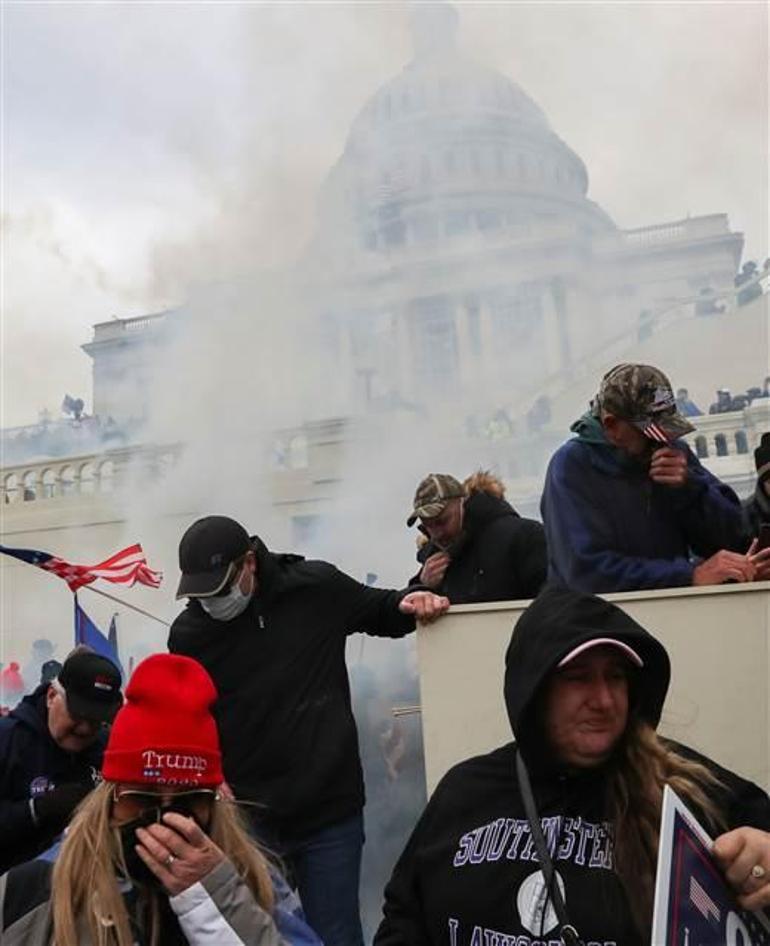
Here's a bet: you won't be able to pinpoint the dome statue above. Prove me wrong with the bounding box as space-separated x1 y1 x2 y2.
315 1 614 259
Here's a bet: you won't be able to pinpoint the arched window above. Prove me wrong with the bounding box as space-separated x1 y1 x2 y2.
694 435 708 459
714 434 728 457
23 470 37 501
41 468 57 499
80 462 97 495
735 431 749 455
3 473 20 504
99 460 115 494
60 466 77 496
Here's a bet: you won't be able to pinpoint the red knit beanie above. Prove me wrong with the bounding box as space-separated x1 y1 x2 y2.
102 654 223 787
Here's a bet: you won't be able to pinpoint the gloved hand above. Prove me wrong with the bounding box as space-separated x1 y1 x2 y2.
32 783 93 829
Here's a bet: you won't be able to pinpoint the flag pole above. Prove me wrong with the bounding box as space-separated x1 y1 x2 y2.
80 585 170 627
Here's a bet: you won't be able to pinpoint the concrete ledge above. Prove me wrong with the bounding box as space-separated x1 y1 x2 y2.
417 582 770 794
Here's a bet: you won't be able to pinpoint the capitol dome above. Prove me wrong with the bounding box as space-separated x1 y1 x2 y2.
317 2 615 255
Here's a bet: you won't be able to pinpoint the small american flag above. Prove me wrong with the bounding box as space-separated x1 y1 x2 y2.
0 543 162 592
689 875 720 923
641 420 671 443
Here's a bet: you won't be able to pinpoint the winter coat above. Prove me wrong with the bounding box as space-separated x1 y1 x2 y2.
168 537 416 840
0 686 104 874
410 478 546 603
540 413 746 593
374 587 770 946
0 857 307 946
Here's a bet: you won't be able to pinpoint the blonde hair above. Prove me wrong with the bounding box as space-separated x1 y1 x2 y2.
51 782 275 946
608 719 725 939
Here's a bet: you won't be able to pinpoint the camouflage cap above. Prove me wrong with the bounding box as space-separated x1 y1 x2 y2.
407 474 465 527
594 363 696 443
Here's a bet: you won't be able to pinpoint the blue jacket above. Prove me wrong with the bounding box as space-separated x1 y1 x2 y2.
540 414 746 593
0 685 104 873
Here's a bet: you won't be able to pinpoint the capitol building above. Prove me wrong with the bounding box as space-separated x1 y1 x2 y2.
1 2 768 660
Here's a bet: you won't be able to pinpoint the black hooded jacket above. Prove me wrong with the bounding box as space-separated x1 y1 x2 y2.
0 685 104 874
410 489 546 604
168 537 416 839
375 587 770 946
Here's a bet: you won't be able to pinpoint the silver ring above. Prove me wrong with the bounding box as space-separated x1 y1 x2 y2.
165 853 176 869
752 864 766 880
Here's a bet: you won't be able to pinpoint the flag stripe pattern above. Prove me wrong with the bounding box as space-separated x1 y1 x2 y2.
689 875 720 923
0 543 162 592
641 421 671 444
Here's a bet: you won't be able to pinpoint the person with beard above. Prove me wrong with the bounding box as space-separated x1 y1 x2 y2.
407 472 546 603
0 653 313 946
374 587 770 946
541 363 766 593
0 649 122 874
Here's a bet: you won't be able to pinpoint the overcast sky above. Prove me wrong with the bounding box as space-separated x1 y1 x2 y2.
2 0 767 428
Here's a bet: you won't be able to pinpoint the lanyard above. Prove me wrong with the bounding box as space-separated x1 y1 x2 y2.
515 749 582 946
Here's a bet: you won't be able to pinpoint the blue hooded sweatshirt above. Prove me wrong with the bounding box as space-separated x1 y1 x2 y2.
540 412 746 593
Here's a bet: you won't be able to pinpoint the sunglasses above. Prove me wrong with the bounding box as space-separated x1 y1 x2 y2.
112 788 219 819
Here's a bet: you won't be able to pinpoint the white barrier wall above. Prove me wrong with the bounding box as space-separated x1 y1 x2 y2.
417 583 770 795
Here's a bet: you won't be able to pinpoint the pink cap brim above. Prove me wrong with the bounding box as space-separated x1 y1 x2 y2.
557 638 644 669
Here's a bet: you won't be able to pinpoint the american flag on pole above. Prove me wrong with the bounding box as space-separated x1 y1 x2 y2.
0 543 162 592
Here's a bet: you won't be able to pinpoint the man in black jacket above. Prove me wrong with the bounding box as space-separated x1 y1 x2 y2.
0 649 122 873
407 472 546 603
167 515 449 946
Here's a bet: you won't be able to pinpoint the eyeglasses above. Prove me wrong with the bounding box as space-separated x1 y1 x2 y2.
112 788 219 820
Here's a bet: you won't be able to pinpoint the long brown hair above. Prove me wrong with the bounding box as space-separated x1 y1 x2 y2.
51 782 275 946
607 718 725 939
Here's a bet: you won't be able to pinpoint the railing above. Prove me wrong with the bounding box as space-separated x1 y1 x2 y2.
89 312 168 343
1 445 182 506
683 399 770 461
619 214 730 248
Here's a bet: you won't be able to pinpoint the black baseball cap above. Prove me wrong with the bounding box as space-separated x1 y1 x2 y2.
176 515 251 600
57 651 123 723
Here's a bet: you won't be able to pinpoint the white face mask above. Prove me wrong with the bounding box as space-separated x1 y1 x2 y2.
199 567 253 621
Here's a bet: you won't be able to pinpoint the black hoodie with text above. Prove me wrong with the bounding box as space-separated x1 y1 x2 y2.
374 587 770 946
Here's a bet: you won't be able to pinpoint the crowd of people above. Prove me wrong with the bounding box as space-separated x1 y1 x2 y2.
2 361 770 945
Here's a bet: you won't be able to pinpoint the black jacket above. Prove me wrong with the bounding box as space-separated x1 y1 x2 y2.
0 686 104 874
375 587 770 946
168 538 416 839
410 490 546 604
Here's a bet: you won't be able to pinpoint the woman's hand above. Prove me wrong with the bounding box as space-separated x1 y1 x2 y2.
713 826 770 911
135 811 225 896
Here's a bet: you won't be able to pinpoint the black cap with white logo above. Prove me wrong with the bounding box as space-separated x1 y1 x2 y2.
176 515 251 600
57 651 123 723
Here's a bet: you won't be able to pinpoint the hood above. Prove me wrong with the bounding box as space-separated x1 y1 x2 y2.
416 472 518 552
9 685 49 736
463 490 519 531
570 410 646 476
504 586 670 758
